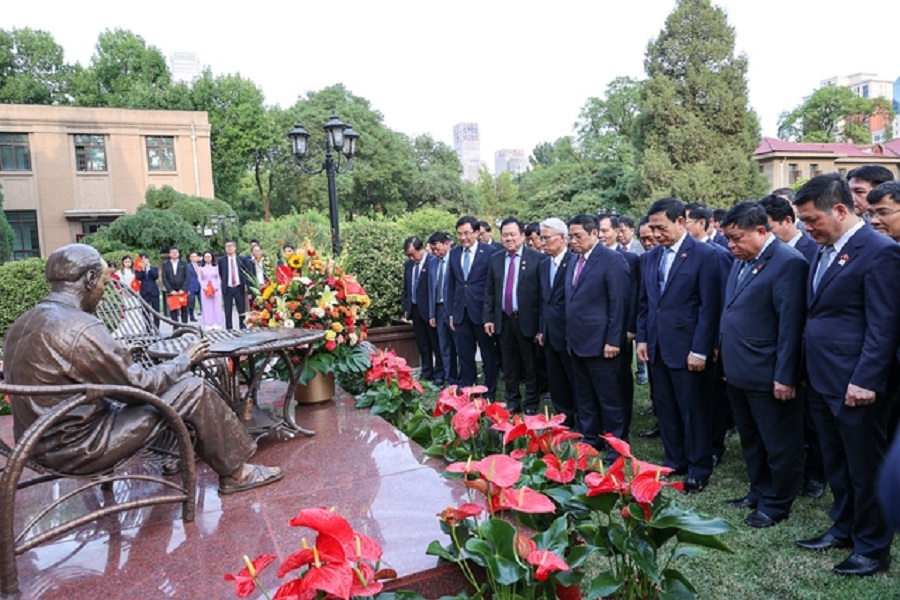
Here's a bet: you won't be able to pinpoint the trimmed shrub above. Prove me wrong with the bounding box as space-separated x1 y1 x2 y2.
241 211 332 260
395 208 458 243
343 217 405 326
82 208 206 256
0 258 49 338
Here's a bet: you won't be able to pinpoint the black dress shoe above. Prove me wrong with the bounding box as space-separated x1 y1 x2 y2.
833 553 890 576
639 425 661 438
725 496 757 509
803 479 825 499
795 532 852 551
682 477 708 494
744 510 784 528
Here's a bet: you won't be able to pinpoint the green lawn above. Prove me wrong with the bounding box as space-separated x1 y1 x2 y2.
622 382 898 599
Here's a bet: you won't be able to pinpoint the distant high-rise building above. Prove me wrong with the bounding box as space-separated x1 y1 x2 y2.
820 72 895 143
494 149 529 175
453 122 481 182
170 51 201 83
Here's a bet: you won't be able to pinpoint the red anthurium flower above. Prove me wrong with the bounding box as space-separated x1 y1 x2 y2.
349 531 383 563
514 533 537 558
449 454 523 488
572 442 601 470
434 386 469 416
630 458 674 479
602 433 633 458
272 578 317 600
484 402 510 424
542 455 576 484
460 385 488 396
549 430 583 448
585 457 628 496
523 413 568 433
452 402 484 440
224 554 276 598
438 503 483 526
555 583 583 600
526 431 554 455
349 563 384 597
509 449 527 460
288 508 355 546
499 486 556 513
631 470 683 505
492 418 528 446
278 534 346 578
526 549 570 581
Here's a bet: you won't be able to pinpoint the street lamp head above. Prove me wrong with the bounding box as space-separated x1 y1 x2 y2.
288 122 311 158
342 125 359 159
324 114 347 151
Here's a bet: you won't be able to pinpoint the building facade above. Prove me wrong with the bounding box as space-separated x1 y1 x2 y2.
820 72 896 143
453 122 481 182
494 149 529 175
169 51 202 83
754 137 900 191
0 104 214 259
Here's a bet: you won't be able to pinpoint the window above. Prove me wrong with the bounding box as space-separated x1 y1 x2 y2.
809 164 819 179
80 218 117 236
146 136 176 171
74 134 107 171
0 134 32 171
838 168 847 177
5 210 40 259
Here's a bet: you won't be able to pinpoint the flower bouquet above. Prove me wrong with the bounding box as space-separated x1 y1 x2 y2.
245 242 372 385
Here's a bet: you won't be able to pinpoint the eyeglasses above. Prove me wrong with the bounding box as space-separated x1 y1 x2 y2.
866 207 900 220
539 234 563 242
456 230 475 238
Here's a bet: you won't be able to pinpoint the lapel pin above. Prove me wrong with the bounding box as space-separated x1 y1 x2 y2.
680 252 688 259
838 254 849 266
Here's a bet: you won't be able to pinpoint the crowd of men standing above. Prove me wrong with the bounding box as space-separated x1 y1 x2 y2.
401 166 900 578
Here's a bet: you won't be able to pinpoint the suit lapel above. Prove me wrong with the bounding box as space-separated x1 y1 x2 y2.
811 227 867 304
660 237 692 299
727 239 777 306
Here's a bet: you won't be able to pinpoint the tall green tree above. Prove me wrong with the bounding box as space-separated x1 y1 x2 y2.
0 28 72 105
405 134 476 212
634 0 767 211
190 69 270 204
777 85 895 143
73 29 180 109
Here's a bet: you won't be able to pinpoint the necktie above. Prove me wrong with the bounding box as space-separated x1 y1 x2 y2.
230 256 237 286
658 248 673 293
573 254 586 286
549 257 558 284
463 248 472 279
436 260 445 303
412 262 421 302
813 245 835 292
737 260 753 285
503 252 517 316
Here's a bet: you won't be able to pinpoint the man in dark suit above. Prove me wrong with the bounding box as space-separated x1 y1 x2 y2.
867 181 900 242
483 217 542 414
598 214 640 436
403 236 442 384
187 251 201 322
565 214 630 452
135 252 161 329
793 173 900 577
759 192 825 498
847 164 894 219
219 240 248 330
447 215 499 397
161 246 189 323
637 198 722 493
538 218 576 426
428 231 458 386
718 201 809 528
711 208 730 249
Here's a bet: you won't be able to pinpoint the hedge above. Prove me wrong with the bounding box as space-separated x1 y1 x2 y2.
343 217 406 327
0 258 49 339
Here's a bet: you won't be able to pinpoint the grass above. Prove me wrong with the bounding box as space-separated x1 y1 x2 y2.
620 382 898 599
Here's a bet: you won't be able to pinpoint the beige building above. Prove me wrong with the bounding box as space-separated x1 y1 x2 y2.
0 104 214 259
754 137 900 191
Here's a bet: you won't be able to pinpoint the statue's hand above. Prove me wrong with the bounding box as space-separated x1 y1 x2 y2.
183 337 210 365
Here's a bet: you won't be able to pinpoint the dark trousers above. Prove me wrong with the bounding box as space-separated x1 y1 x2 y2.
435 303 458 385
410 303 442 382
618 342 635 436
807 386 893 558
571 353 625 448
801 386 826 484
498 313 538 413
455 310 497 398
187 291 199 321
709 358 733 460
223 285 246 330
650 355 712 481
140 293 161 330
545 342 576 428
727 384 803 519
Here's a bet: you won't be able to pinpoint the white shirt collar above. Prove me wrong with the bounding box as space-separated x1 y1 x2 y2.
833 219 865 254
787 231 803 247
668 231 688 254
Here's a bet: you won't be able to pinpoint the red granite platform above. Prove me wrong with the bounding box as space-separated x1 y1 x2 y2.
1 385 473 599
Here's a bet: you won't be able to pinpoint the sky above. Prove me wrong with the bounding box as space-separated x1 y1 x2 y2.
7 0 900 171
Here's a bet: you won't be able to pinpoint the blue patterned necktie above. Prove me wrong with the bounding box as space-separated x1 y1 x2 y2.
463 248 471 280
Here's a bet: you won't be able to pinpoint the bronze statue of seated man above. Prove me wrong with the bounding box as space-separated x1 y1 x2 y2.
1 243 281 495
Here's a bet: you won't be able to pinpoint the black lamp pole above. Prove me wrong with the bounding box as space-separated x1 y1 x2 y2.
288 115 360 257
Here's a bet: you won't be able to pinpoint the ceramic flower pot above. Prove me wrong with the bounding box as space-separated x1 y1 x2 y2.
294 371 335 404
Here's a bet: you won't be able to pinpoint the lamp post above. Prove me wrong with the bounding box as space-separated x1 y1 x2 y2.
196 213 237 247
288 114 359 256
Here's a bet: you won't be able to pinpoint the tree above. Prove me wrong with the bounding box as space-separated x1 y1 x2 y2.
190 69 270 204
634 0 767 211
777 85 895 143
405 134 476 212
0 28 72 105
82 207 205 254
73 29 177 109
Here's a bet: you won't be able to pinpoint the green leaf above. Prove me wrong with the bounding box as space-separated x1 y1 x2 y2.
425 540 460 563
674 529 733 553
586 572 624 600
670 546 702 561
649 503 737 536
660 568 698 599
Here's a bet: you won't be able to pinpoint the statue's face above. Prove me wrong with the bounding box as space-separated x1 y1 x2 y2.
83 265 110 313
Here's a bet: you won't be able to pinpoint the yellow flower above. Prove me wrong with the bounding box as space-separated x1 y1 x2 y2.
268 319 278 328
331 322 343 333
288 253 305 269
325 330 337 341
262 284 276 300
318 286 338 308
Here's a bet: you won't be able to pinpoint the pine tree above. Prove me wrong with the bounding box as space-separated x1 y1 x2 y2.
633 0 767 212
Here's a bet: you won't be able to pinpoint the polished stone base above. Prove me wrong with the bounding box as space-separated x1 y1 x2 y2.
1 383 472 599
